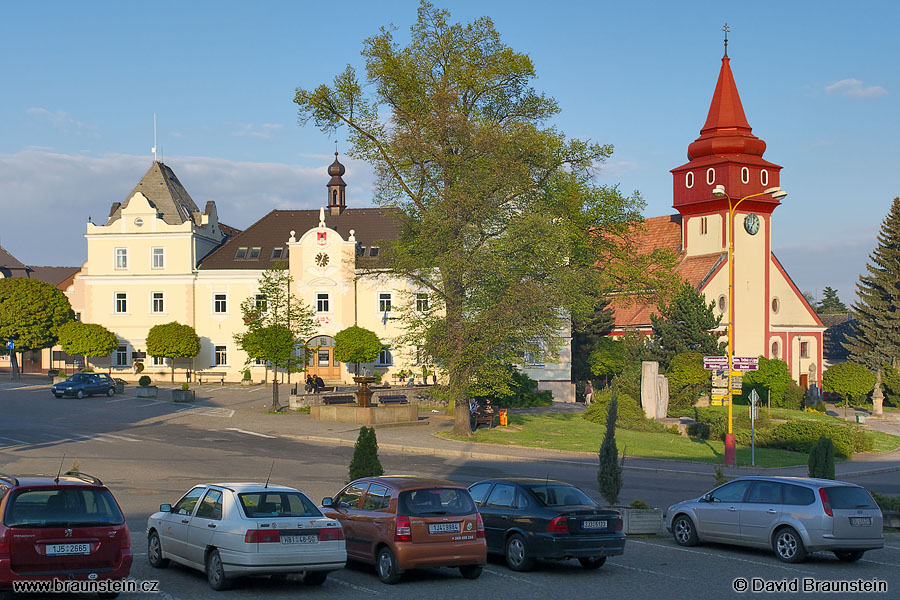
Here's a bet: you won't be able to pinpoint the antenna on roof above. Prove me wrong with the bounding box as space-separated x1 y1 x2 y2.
264 461 275 488
55 453 66 484
722 23 730 58
152 114 157 162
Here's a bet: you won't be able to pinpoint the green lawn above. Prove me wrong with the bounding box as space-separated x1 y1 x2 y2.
441 411 900 468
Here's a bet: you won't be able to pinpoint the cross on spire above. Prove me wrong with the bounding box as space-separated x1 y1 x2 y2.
723 23 730 58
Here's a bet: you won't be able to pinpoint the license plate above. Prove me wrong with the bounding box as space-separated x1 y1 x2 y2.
428 522 461 534
582 520 607 530
46 543 91 556
850 517 872 527
281 535 317 544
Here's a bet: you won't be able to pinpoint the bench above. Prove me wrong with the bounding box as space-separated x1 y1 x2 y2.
197 371 226 385
314 386 336 394
472 409 495 430
322 394 356 405
378 394 408 405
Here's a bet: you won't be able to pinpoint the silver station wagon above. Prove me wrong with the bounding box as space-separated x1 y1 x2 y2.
147 482 346 590
664 476 883 563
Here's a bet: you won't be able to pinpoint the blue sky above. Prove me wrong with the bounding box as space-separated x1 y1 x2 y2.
1 0 897 305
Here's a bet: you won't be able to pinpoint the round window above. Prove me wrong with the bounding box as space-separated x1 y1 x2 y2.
741 167 749 184
718 295 727 312
685 172 694 188
771 340 779 358
706 168 715 185
760 169 769 186
771 297 780 313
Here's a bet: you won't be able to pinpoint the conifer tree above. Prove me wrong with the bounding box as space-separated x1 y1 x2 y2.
816 287 848 314
650 282 724 367
597 393 622 506
348 426 384 482
808 436 835 480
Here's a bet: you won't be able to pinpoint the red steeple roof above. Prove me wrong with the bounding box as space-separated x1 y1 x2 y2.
687 56 766 160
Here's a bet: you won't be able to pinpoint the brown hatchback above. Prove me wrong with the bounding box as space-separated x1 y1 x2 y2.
322 476 486 584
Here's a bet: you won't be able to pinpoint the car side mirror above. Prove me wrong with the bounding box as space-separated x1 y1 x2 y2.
321 497 333 508
701 494 712 503
160 503 172 512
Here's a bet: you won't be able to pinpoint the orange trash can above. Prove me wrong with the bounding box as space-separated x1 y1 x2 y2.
499 408 508 426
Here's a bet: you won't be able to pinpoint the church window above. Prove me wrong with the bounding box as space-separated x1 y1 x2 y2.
700 217 708 235
332 190 337 204
706 168 715 185
771 297 780 313
800 341 809 358
718 295 727 313
760 169 769 186
685 172 694 188
771 340 779 358
741 167 749 184
235 247 248 260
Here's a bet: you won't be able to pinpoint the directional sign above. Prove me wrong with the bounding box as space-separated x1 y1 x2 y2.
5 340 13 350
703 356 728 370
731 376 742 391
711 370 728 388
733 356 759 371
712 387 729 396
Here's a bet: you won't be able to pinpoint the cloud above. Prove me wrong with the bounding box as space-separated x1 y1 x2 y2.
229 123 284 138
26 107 99 137
0 149 375 268
595 160 640 178
825 79 887 99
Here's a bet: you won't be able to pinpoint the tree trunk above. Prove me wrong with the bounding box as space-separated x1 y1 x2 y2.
271 364 280 411
10 351 20 380
446 289 473 437
171 360 175 383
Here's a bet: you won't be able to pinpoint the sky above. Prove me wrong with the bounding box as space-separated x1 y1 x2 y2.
1 0 898 305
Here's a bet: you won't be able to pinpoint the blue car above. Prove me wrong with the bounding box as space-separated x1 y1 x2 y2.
51 373 116 398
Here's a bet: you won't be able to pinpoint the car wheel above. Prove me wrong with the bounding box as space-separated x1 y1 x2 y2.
147 531 169 568
773 527 807 563
206 549 231 590
301 571 328 586
107 387 115 397
376 547 402 584
505 533 535 572
76 390 84 399
834 550 865 562
459 565 483 579
578 556 607 569
672 515 699 547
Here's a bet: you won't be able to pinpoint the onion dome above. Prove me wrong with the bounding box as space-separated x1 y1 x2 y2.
328 152 346 177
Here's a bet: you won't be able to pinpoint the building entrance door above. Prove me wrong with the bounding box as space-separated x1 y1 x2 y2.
305 336 341 380
799 374 808 390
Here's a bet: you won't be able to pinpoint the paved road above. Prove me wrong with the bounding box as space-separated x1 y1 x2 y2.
2 382 899 599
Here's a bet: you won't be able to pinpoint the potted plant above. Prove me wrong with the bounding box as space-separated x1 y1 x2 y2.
135 375 158 398
114 378 126 394
241 369 252 386
619 499 663 534
172 382 194 402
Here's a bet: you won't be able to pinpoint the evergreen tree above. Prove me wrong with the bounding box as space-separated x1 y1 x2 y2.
844 197 900 370
597 393 623 506
572 301 614 384
808 436 835 480
650 282 724 366
348 426 384 481
816 287 848 314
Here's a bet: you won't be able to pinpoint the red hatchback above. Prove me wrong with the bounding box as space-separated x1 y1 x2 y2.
0 471 132 594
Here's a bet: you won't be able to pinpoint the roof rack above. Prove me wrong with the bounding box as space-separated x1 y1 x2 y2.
63 470 103 486
0 472 19 486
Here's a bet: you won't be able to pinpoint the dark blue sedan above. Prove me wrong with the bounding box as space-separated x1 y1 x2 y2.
51 373 116 398
468 478 625 571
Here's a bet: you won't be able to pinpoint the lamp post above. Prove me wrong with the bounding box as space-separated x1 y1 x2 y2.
712 184 787 467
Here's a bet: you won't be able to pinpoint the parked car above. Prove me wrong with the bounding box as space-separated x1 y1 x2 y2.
468 478 625 571
51 373 116 398
146 483 345 590
322 476 486 584
0 470 133 594
664 476 884 563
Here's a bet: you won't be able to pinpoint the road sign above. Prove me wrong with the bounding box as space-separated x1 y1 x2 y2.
712 387 728 396
749 389 760 406
733 356 759 371
5 340 13 350
731 376 742 391
711 370 728 388
750 405 758 420
703 356 728 370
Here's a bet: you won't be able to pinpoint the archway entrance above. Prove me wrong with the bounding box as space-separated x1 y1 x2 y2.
305 335 341 381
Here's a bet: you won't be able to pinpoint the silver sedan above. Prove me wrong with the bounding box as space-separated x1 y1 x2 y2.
147 482 346 590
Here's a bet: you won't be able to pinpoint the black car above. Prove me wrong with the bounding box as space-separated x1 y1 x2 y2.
468 478 625 571
51 373 116 398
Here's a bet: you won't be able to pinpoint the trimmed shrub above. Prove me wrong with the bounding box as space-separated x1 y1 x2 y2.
348 426 384 482
138 375 151 387
808 436 836 480
768 421 854 458
180 382 190 391
629 499 650 509
783 381 805 411
583 389 669 433
873 493 900 512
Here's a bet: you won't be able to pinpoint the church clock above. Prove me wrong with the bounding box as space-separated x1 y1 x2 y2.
744 213 760 235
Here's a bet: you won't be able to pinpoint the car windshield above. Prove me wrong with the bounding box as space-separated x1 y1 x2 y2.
825 486 877 509
5 487 124 528
399 488 476 517
526 484 597 507
66 374 89 383
238 492 322 518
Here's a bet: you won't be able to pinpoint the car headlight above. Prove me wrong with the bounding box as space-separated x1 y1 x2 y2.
65 387 73 391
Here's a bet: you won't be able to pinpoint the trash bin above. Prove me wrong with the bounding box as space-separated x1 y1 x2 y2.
499 408 508 427
856 414 868 424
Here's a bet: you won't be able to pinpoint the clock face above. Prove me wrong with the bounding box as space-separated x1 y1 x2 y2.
744 213 760 235
315 252 329 267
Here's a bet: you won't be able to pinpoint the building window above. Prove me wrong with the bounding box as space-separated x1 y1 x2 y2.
235 247 248 260
214 294 227 314
356 243 367 257
700 216 708 235
771 340 780 358
800 341 809 358
706 168 715 185
317 293 330 313
414 346 426 366
416 293 429 312
247 247 261 260
741 167 750 184
369 246 380 257
271 247 283 260
718 295 727 312
115 248 128 270
115 345 128 367
771 297 780 314
760 169 769 186
254 357 267 366
151 247 165 269
376 349 393 366
152 355 167 367
379 293 392 313
214 345 228 366
524 341 546 367
152 292 165 314
685 172 694 188
255 294 267 312
74 312 81 322
115 292 127 314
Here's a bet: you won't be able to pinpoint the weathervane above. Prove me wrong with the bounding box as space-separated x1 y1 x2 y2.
723 23 730 57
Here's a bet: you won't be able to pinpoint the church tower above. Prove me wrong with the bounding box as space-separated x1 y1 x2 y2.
326 152 347 216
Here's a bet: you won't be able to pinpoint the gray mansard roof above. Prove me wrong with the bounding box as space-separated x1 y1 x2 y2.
106 162 200 225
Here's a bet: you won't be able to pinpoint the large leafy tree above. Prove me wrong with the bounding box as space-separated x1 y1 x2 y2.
649 282 724 366
294 2 673 435
823 361 875 407
0 278 73 378
334 326 383 376
742 356 792 404
57 322 118 370
235 264 316 411
146 322 201 383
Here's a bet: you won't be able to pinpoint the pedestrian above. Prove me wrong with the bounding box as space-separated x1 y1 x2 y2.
305 374 314 393
584 381 594 406
315 375 325 392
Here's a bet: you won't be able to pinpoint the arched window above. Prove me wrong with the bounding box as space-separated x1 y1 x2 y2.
332 190 337 204
741 167 749 184
771 297 780 313
718 295 727 312
771 340 779 358
685 172 694 188
706 168 715 185
760 170 769 186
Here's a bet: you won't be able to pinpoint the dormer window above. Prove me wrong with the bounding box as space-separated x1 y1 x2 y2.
271 248 284 259
369 247 380 257
235 247 248 260
356 243 367 257
247 247 261 260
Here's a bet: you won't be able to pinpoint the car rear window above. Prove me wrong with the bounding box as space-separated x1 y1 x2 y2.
526 484 597 507
239 492 322 518
398 488 476 517
824 486 877 509
5 487 124 528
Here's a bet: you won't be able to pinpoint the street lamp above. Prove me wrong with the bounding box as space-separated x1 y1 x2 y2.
711 184 787 467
